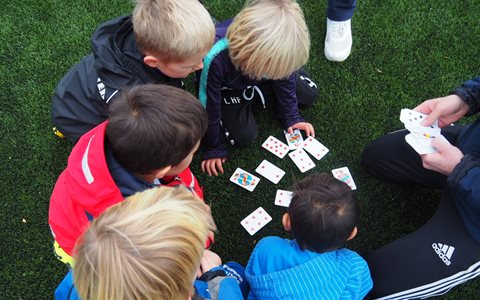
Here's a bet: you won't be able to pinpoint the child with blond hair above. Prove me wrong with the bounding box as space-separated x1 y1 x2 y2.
198 0 318 176
245 173 372 299
51 0 214 141
54 186 246 300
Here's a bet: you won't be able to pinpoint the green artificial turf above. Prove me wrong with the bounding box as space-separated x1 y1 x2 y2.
1 0 479 298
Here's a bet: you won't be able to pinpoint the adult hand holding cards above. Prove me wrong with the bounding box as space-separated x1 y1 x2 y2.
400 108 449 154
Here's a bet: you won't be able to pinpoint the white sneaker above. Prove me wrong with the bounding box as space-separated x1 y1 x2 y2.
324 18 352 62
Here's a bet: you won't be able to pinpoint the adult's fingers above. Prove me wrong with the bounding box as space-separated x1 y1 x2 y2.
421 110 441 127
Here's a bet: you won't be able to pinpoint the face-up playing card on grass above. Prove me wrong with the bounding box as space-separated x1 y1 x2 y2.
302 136 329 160
240 207 272 235
332 167 357 190
255 159 285 184
274 189 294 207
230 168 260 192
284 129 304 150
262 135 289 159
288 149 315 173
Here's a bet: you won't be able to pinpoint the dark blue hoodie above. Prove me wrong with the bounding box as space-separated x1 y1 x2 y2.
202 20 305 160
449 77 480 244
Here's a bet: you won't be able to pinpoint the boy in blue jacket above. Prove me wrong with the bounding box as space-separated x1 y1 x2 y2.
55 186 246 300
245 173 373 300
198 0 318 176
362 77 480 299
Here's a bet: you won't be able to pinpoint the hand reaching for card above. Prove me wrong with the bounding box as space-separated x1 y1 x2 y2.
288 122 315 137
414 94 470 128
421 138 463 175
201 157 227 176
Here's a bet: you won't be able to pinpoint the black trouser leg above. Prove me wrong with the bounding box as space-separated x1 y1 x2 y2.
361 126 463 189
366 192 480 299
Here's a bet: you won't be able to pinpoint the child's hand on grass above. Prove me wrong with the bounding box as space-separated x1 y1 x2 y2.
288 122 315 137
201 157 227 176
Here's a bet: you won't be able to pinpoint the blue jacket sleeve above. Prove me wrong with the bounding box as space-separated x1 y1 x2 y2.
202 57 229 160
453 76 480 116
194 266 245 300
271 72 305 129
448 154 480 242
339 257 374 300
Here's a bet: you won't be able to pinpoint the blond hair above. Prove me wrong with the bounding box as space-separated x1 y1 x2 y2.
73 186 216 300
226 0 310 80
133 0 215 62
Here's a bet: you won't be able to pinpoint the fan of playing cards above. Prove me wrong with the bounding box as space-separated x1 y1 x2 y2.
230 129 358 236
400 108 449 155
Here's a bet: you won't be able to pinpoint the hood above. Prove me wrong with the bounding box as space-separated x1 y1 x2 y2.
90 15 167 89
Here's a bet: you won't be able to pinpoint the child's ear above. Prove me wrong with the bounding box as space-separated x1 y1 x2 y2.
143 54 160 68
282 213 291 232
347 226 358 241
153 166 173 179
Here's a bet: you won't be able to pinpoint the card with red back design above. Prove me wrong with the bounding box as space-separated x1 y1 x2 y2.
240 207 272 235
262 135 289 159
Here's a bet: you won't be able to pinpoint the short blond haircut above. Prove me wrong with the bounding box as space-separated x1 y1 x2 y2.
227 0 310 80
73 186 216 300
133 0 215 62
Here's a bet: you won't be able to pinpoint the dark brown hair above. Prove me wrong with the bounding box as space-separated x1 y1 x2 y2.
106 84 207 174
288 173 359 253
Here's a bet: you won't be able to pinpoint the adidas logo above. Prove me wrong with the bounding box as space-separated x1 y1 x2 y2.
432 243 454 266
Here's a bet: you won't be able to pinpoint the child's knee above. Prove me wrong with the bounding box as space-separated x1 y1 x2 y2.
231 129 257 146
296 69 318 109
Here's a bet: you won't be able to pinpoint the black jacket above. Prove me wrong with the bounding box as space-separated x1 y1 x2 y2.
51 15 183 141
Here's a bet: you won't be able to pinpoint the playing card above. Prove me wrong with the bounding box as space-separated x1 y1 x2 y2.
284 129 304 150
262 135 289 159
230 168 260 192
400 109 440 136
240 207 272 235
302 136 329 160
405 133 449 155
332 167 357 190
274 189 294 207
405 133 435 154
288 149 315 173
255 160 285 184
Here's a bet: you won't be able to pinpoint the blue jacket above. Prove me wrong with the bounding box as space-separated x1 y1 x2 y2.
449 76 480 244
245 237 373 300
201 20 305 160
55 263 246 300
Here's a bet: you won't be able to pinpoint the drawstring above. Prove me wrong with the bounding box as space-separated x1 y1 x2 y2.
243 85 266 109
